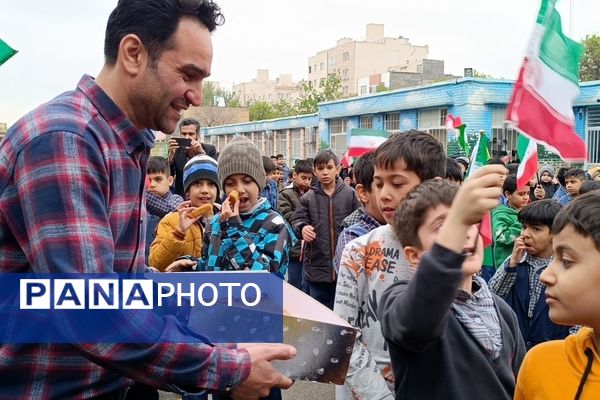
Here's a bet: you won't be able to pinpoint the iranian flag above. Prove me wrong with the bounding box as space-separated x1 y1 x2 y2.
467 130 491 177
516 135 539 189
347 128 389 158
445 114 469 155
507 0 586 162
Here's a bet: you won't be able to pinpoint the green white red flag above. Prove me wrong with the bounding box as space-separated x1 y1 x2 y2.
347 128 389 158
445 114 469 156
467 130 491 177
507 0 586 162
516 135 539 189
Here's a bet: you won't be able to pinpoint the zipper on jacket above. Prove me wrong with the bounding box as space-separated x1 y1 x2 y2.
329 195 336 282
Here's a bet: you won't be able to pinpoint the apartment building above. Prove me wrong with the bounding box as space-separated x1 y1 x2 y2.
307 23 429 97
232 69 301 106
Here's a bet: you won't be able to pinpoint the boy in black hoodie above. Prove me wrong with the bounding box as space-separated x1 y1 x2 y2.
292 150 359 308
379 166 525 399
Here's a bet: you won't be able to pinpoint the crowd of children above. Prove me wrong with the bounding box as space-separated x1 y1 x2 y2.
142 127 600 399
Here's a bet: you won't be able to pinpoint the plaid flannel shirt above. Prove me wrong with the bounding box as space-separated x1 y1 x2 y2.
332 211 381 272
0 75 249 399
146 191 183 218
488 254 553 318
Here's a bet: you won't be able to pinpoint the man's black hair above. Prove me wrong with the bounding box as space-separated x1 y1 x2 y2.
503 174 529 195
180 117 201 135
564 168 585 181
579 180 600 195
352 152 377 191
104 0 224 66
552 191 600 251
557 167 569 187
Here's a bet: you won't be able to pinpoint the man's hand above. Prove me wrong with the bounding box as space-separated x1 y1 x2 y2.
301 225 316 242
190 139 205 156
167 139 179 162
231 344 296 400
509 236 527 267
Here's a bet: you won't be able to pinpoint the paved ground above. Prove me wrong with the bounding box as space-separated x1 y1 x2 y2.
159 381 335 400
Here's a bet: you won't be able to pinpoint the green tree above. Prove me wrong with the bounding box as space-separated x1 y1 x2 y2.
248 101 275 121
580 34 600 81
375 83 388 93
271 100 296 118
296 71 342 114
202 81 217 106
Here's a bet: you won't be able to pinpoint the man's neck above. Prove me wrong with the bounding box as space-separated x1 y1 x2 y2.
459 276 473 293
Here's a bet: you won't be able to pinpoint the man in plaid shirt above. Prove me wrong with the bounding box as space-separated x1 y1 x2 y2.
0 0 294 399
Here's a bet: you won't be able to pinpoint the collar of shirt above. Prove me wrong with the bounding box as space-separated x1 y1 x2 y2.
358 210 382 231
524 254 553 273
78 75 155 154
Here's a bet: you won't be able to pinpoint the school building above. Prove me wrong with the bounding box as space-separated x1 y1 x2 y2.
202 78 600 164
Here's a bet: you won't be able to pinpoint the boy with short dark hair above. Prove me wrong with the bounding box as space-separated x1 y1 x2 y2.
260 155 279 209
279 159 314 291
292 149 359 309
556 168 585 206
186 136 294 277
515 192 600 399
446 157 464 184
145 156 183 259
492 174 530 269
379 167 525 399
332 152 384 273
333 130 447 399
489 199 570 349
148 155 219 271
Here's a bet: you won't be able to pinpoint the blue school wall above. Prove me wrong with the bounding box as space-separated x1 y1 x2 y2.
203 79 600 158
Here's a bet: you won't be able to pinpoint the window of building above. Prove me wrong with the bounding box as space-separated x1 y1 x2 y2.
587 106 600 163
319 62 324 71
256 132 264 153
278 130 288 157
491 106 518 158
342 51 350 62
308 66 312 74
342 69 349 80
417 108 448 151
291 129 302 160
329 118 348 157
329 56 336 67
343 86 348 95
360 85 367 95
384 112 400 131
304 127 318 158
360 115 373 129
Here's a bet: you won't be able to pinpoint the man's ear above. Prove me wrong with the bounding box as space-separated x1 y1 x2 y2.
355 183 368 204
403 246 422 267
118 34 148 76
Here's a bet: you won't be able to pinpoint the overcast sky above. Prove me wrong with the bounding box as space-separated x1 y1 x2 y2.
1 0 598 126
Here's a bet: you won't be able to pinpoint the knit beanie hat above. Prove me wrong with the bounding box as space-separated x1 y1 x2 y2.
183 155 220 197
218 136 266 190
539 165 556 177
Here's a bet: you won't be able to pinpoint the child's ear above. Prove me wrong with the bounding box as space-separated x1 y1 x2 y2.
167 176 174 186
403 246 422 267
355 184 368 204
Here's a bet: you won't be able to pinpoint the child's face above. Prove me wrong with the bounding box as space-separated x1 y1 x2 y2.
187 179 218 207
540 224 600 327
521 223 553 258
313 160 339 187
407 204 483 276
293 171 313 192
373 159 421 224
505 187 530 210
565 177 583 196
540 172 553 183
147 172 173 196
223 174 260 213
343 176 352 186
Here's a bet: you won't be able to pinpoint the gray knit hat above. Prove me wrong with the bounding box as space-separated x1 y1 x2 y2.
218 136 266 190
539 165 556 177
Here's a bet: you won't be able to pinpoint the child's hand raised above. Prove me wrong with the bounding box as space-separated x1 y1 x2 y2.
176 201 204 235
220 193 240 222
509 236 527 267
449 165 507 227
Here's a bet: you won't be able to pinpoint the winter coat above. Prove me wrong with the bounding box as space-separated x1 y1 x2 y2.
278 183 308 260
148 211 204 271
291 178 359 283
